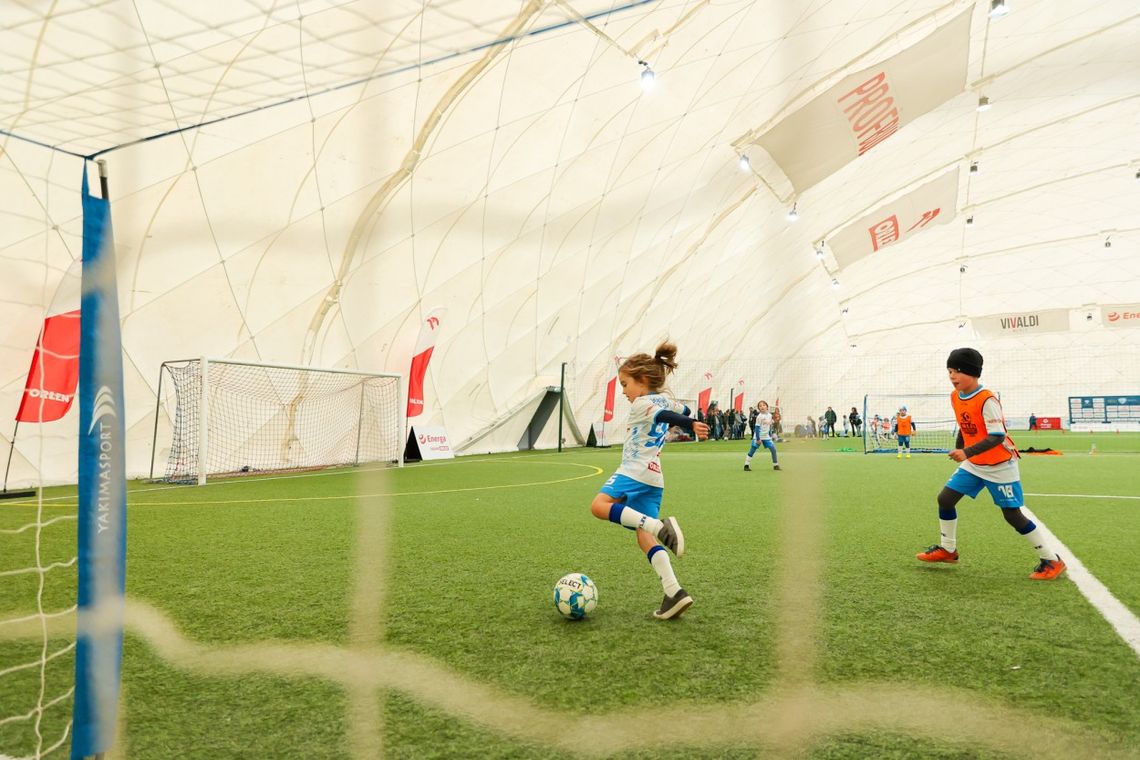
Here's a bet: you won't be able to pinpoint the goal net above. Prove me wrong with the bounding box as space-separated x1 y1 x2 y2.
862 393 958 454
152 359 403 484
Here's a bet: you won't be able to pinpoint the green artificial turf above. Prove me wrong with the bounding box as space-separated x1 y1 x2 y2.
2 437 1138 758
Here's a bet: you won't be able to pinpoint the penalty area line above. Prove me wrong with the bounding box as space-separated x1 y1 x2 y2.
1023 508 1140 658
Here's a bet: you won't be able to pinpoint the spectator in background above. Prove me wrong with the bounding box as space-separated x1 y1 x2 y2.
748 405 758 436
825 406 838 437
806 416 817 437
842 415 850 438
1028 412 1037 431
849 406 862 437
772 405 784 441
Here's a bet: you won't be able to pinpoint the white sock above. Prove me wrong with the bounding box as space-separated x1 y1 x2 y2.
618 508 662 535
939 519 957 552
744 454 752 465
1020 525 1056 560
650 549 681 596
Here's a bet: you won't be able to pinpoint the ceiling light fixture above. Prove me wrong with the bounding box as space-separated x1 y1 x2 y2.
1104 237 1112 248
966 216 975 227
977 95 992 112
970 161 979 174
831 278 840 289
638 60 655 91
787 203 799 223
989 0 1009 18
739 154 751 171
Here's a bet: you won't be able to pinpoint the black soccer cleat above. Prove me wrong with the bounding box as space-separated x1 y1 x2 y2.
653 589 693 620
772 464 781 471
743 464 751 471
656 516 685 558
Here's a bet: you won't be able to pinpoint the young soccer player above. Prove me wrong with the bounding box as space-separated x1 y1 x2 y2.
744 400 780 471
896 405 915 458
916 348 1067 580
590 342 710 619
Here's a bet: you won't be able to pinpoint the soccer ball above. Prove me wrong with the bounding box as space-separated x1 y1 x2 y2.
553 573 598 619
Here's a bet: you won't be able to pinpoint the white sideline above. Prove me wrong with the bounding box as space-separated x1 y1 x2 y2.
1023 508 1140 658
1026 492 1140 501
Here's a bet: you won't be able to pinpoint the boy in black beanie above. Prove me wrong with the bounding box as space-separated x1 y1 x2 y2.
916 348 1066 580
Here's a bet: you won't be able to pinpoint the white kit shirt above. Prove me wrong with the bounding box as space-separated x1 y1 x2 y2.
617 393 688 488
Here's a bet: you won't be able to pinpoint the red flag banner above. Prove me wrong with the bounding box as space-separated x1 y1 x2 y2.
603 377 617 422
407 308 446 418
697 370 714 415
16 309 81 422
734 379 745 412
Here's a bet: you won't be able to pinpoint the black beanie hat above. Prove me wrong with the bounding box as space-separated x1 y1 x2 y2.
947 347 983 377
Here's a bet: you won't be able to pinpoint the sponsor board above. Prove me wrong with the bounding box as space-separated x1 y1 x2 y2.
406 425 454 461
1102 303 1140 328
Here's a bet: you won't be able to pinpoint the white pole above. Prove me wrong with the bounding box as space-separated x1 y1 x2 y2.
198 356 209 486
397 375 406 468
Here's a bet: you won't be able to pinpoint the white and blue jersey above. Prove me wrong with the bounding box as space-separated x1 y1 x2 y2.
752 411 773 442
615 393 689 488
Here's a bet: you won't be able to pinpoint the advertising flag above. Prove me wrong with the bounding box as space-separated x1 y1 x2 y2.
697 371 714 416
829 169 959 270
748 11 970 193
406 307 445 418
71 166 127 759
733 378 745 413
15 310 81 422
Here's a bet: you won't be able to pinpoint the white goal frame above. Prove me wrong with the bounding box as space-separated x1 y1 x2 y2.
150 357 404 484
862 393 959 455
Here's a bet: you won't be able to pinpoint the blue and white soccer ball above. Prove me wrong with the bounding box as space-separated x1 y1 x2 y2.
553 573 598 619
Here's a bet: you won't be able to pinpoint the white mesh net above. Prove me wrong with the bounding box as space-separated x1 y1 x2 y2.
862 393 958 454
154 360 402 484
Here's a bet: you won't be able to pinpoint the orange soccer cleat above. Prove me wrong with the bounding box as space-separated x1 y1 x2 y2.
1030 557 1067 580
916 545 959 563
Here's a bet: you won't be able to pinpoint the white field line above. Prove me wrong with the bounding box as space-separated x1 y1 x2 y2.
1026 492 1140 501
1023 508 1140 659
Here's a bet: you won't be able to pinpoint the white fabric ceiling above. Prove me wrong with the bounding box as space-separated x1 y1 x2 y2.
2 0 1138 484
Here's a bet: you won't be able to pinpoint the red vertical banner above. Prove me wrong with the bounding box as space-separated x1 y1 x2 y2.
602 355 620 422
16 309 82 422
733 378 744 412
697 371 714 415
602 377 616 422
406 308 445 419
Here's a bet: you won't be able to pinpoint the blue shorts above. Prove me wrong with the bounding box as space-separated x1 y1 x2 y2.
748 439 776 455
600 473 663 519
898 435 911 447
945 468 1024 509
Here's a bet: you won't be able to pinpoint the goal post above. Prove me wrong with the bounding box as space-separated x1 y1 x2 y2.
151 358 403 484
862 393 958 454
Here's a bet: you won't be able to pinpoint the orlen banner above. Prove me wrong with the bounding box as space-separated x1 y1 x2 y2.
15 309 81 422
1102 303 1140 328
406 307 445 418
697 370 714 416
748 10 970 193
974 308 1070 338
829 169 959 270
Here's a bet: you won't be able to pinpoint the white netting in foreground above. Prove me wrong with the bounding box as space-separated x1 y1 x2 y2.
153 359 402 484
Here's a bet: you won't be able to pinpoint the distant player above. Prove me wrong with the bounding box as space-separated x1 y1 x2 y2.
590 341 710 618
744 400 780 472
916 348 1067 580
896 405 915 458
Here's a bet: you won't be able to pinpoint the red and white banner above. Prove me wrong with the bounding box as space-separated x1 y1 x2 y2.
1034 417 1062 430
1102 303 1140 328
602 356 620 422
748 11 970 193
408 425 454 460
733 378 744 412
16 309 82 423
830 169 959 270
406 307 445 418
697 370 714 415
